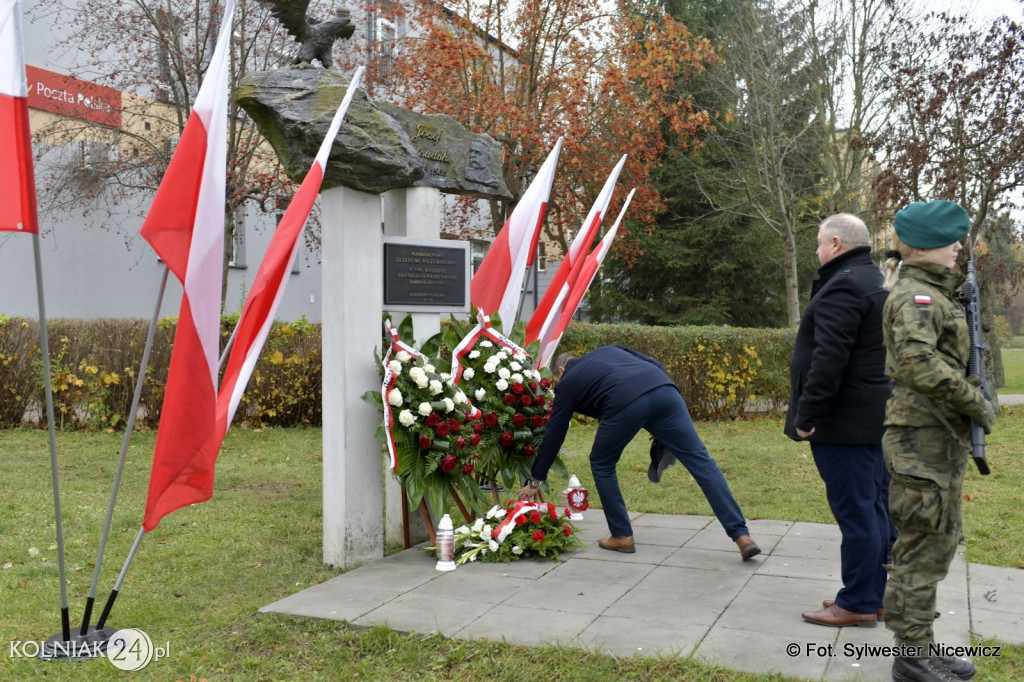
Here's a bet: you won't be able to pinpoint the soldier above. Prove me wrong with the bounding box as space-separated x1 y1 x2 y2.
881 200 997 681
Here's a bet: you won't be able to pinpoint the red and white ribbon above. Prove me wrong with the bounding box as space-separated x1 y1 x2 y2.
381 319 422 472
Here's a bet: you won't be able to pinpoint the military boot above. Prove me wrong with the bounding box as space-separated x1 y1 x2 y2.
892 656 960 681
936 656 975 680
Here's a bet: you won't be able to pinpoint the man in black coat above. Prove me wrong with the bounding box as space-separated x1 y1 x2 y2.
518 345 760 560
785 213 894 627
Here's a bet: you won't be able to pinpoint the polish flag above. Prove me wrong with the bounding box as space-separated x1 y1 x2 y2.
141 0 235 533
0 0 39 234
470 138 562 330
537 189 634 368
216 67 364 433
525 155 626 346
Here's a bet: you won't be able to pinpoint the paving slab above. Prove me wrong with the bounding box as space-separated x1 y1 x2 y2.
260 513 1019 680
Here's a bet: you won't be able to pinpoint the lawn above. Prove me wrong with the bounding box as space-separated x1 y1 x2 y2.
1000 348 1024 393
2 411 1022 680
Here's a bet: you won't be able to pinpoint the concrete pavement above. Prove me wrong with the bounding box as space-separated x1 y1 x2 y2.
261 510 1023 680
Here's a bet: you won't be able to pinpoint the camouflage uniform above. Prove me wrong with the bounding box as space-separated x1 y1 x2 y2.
882 260 988 649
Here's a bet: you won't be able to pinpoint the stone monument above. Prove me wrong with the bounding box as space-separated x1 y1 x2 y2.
237 65 510 569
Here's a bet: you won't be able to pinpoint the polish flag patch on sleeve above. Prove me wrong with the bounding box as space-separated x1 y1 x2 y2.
914 294 932 305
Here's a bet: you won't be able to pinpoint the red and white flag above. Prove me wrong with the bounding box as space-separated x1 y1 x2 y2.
216 67 364 434
525 154 626 346
0 0 39 234
141 0 235 533
537 189 634 368
470 138 562 329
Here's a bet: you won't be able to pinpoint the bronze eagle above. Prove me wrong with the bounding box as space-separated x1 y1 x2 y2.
263 1 356 69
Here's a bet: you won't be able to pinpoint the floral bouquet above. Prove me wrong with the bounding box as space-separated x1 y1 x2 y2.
366 319 484 514
445 312 562 498
453 500 583 564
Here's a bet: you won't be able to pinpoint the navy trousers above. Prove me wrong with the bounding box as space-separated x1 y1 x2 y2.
811 442 895 615
589 385 750 540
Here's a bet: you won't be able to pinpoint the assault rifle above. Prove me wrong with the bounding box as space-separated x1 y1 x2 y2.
963 237 991 475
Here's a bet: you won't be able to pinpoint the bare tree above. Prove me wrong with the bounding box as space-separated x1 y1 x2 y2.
29 0 313 300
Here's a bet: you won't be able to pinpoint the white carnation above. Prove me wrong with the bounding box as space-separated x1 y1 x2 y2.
512 545 523 555
429 379 443 395
498 367 511 380
454 390 468 404
488 540 499 552
398 410 415 427
496 351 508 360
496 378 509 391
494 508 507 519
510 361 522 371
418 402 432 416
387 388 403 406
462 368 475 380
469 350 481 359
472 518 484 532
475 388 486 401
396 350 412 363
484 363 497 373
479 340 493 348
443 397 455 412
511 373 523 384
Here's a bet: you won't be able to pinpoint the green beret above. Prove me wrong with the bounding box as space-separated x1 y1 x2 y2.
894 200 969 249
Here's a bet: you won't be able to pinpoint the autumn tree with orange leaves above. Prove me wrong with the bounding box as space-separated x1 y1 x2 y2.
378 0 717 264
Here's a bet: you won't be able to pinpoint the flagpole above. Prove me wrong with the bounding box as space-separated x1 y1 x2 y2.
95 527 145 630
33 232 73 654
79 266 169 639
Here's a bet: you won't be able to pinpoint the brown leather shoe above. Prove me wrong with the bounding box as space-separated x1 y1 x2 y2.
823 599 884 621
802 603 877 627
598 536 635 553
735 535 761 560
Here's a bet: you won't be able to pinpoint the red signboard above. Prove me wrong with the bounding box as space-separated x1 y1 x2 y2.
25 65 121 128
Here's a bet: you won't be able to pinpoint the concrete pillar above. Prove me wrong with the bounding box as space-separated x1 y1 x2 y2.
381 187 441 547
320 186 383 569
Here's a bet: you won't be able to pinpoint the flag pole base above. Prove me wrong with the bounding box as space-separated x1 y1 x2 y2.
39 626 118 660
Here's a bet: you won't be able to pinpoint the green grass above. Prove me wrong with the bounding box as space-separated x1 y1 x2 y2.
2 415 1022 681
1000 348 1024 393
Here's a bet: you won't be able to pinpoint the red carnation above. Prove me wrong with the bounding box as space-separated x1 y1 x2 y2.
548 506 557 520
462 462 474 475
473 420 484 434
532 530 546 543
540 378 552 390
503 394 517 406
515 514 528 526
511 382 525 394
563 508 571 517
534 396 546 407
529 511 542 524
456 436 467 449
523 445 536 457
512 413 527 428
563 524 572 537
500 432 513 447
448 418 461 432
469 433 481 446
520 395 533 406
439 453 458 472
484 412 499 428
425 413 441 427
435 422 450 437
418 435 431 449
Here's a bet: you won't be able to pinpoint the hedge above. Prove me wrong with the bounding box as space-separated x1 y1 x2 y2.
0 316 793 429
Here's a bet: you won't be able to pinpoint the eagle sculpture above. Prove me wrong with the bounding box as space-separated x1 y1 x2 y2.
264 1 356 69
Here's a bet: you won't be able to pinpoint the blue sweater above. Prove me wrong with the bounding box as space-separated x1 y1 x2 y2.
531 345 676 480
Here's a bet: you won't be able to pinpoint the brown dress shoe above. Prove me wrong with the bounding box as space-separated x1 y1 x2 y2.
823 599 884 621
735 535 761 560
598 536 635 553
802 603 877 627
